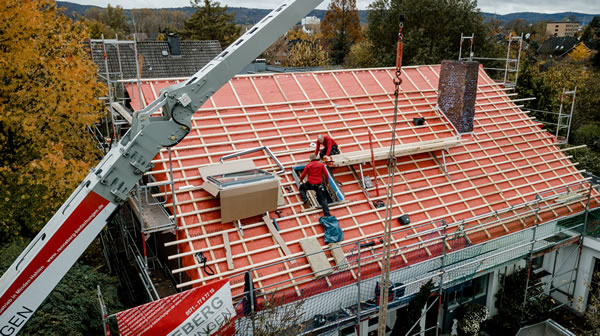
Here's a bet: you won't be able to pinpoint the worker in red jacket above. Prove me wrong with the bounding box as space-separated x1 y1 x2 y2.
299 154 331 216
315 134 340 159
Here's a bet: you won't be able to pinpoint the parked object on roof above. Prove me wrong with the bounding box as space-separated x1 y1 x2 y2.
199 159 282 224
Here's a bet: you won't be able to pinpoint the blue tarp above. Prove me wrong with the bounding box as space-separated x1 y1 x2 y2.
319 216 343 243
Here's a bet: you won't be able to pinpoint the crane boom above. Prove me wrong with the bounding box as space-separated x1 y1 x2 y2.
0 1 322 334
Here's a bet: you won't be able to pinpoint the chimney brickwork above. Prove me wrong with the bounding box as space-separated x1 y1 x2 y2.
437 60 479 133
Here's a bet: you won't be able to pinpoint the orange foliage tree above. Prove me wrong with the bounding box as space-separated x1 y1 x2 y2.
0 0 105 242
320 0 362 65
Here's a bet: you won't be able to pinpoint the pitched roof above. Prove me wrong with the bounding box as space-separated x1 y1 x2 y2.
538 36 579 56
126 65 597 297
90 40 222 80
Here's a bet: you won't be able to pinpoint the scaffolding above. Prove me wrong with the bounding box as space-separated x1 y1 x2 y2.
89 35 180 305
524 88 577 145
459 33 523 87
88 35 146 146
99 180 597 335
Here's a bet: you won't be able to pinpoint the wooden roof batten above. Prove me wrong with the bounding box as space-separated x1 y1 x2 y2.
123 64 598 298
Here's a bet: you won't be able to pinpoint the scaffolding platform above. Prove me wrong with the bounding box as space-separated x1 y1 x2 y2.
127 194 175 234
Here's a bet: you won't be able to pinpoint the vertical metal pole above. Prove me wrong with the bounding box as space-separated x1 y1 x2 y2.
521 195 541 322
571 181 593 303
169 148 178 226
133 34 144 109
556 88 565 141
102 34 117 145
436 220 447 336
469 33 474 61
503 35 512 85
101 34 111 139
356 243 362 334
513 33 523 86
565 87 577 143
135 184 149 270
459 33 463 60
249 271 256 334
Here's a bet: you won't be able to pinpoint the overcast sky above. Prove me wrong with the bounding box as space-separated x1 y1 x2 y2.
66 0 600 15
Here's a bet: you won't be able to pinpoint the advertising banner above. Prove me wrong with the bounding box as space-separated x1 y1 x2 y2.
116 280 235 336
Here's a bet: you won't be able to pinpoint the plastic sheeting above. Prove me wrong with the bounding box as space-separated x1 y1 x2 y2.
319 216 343 243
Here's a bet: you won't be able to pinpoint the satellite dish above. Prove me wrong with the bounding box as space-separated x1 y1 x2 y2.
525 33 531 40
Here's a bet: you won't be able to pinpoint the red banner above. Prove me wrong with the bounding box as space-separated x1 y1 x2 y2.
116 280 235 336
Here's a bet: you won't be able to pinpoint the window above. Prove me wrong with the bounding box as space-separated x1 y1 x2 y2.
207 169 274 188
446 275 488 307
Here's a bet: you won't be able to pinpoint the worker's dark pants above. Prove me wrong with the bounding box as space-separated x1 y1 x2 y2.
299 183 331 216
319 145 340 158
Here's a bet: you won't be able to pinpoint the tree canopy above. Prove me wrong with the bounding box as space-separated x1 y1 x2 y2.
83 4 130 38
0 240 122 335
0 0 105 242
320 0 363 65
366 0 495 66
182 0 241 48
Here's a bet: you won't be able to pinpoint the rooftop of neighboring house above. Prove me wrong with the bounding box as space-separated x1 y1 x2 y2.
89 37 222 80
538 36 579 56
125 65 599 300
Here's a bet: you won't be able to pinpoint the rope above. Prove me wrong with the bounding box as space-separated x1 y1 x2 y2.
377 16 404 336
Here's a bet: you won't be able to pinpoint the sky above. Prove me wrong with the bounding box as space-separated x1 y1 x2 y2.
65 0 600 15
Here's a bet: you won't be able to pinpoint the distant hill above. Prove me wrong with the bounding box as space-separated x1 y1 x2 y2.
481 12 598 25
55 1 597 26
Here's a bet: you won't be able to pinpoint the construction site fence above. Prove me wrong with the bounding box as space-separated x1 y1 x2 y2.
226 180 596 335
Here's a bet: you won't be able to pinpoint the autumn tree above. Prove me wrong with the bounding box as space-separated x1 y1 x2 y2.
570 43 592 62
366 0 495 66
345 39 377 68
285 41 329 67
320 0 363 65
83 4 130 38
504 18 529 37
0 0 105 242
131 8 188 38
182 0 241 48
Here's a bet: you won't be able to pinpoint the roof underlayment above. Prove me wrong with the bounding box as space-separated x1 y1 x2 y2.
126 65 599 298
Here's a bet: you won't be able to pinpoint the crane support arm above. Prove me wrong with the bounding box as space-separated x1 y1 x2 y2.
0 1 322 334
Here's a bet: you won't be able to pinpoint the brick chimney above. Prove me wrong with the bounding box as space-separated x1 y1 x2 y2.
437 60 479 133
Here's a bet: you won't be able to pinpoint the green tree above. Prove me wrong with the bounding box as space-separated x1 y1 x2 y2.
182 0 241 48
483 268 553 335
366 0 495 66
0 240 123 335
582 16 600 50
0 0 105 242
571 147 600 176
392 280 434 335
320 0 363 65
